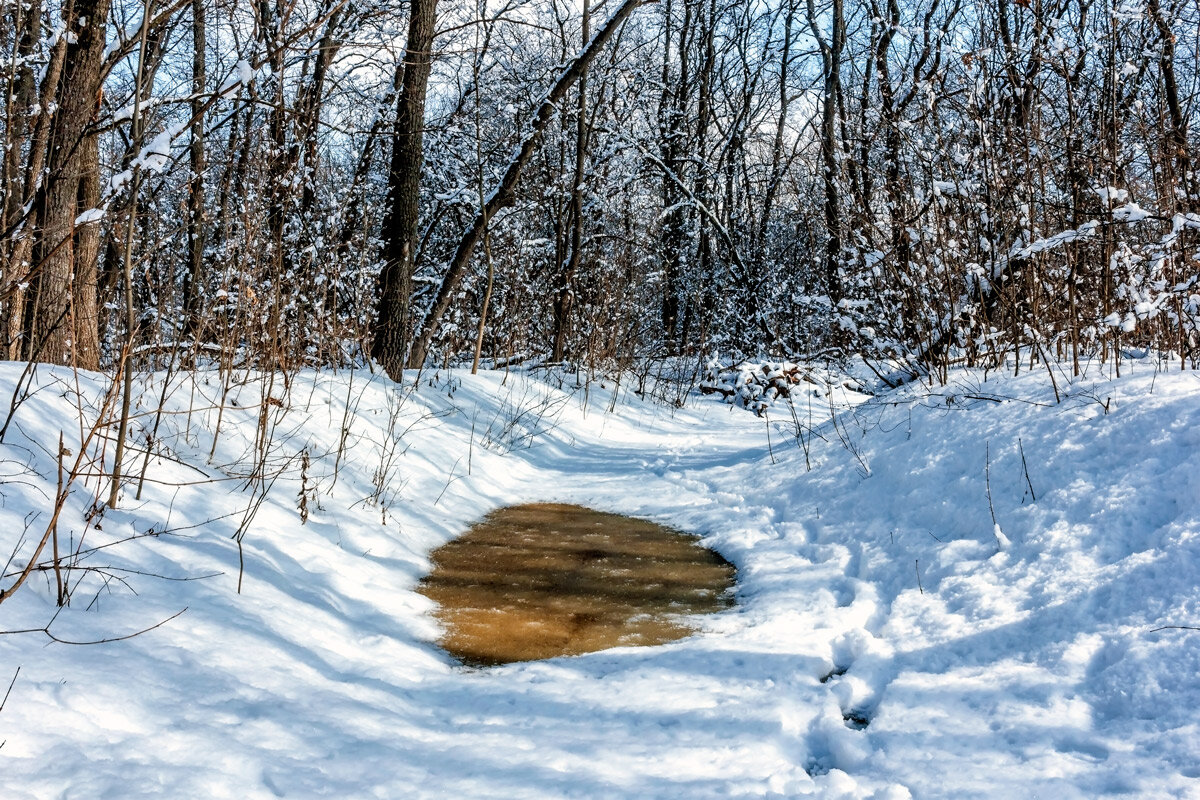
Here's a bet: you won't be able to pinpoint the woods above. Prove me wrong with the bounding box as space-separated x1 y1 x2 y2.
3 2 1200 789
0 0 1196 377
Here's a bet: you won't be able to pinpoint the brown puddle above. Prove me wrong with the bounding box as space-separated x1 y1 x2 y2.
417 503 736 666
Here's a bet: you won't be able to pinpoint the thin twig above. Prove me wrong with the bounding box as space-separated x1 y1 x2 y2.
434 457 464 506
764 411 775 465
1018 437 1037 502
1147 625 1200 633
53 433 65 606
0 666 18 713
0 608 186 644
985 440 997 526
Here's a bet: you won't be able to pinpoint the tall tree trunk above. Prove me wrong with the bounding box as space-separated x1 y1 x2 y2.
263 0 288 283
1147 0 1192 206
182 0 207 338
1 0 41 357
371 0 439 379
873 0 909 282
72 133 101 364
756 0 797 264
5 2 63 360
657 0 691 347
551 0 590 363
30 0 111 369
685 0 716 351
297 2 344 220
806 0 844 304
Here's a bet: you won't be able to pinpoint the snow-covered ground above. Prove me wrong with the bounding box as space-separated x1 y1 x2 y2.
1 358 1197 798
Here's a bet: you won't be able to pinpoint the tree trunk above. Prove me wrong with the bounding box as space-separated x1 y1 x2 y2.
30 0 111 369
1 0 40 356
72 133 102 365
4 2 61 359
263 0 288 284
551 0 590 363
806 0 844 304
182 0 207 339
297 2 344 220
371 0 439 379
1147 0 1192 205
657 0 690 347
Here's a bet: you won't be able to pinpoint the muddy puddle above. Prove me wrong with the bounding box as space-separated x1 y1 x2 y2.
417 503 736 666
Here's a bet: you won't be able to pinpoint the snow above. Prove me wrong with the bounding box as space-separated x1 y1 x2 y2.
1112 202 1150 223
1009 220 1099 259
931 180 978 198
1174 212 1200 232
218 61 257 97
992 523 1010 551
108 168 133 196
1 359 1198 798
133 123 187 174
74 208 105 226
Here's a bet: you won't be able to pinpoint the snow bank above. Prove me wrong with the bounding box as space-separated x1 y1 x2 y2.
0 359 1196 798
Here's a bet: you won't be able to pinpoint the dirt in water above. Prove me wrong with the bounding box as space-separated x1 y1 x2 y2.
417 503 736 666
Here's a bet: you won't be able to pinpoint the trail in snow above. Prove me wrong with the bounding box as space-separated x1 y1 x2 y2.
0 360 1197 799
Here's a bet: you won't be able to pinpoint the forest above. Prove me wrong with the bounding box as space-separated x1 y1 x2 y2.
3 2 1200 795
1 0 1197 381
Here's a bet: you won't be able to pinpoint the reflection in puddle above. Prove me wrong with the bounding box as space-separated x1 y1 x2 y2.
417 503 736 666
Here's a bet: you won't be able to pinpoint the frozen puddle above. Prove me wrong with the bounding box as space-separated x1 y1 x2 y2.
417 503 736 666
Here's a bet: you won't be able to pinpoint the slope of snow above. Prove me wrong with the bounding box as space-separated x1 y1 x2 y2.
0 359 1197 798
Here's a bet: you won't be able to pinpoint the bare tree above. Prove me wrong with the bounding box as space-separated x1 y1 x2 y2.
372 0 440 379
407 0 653 369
